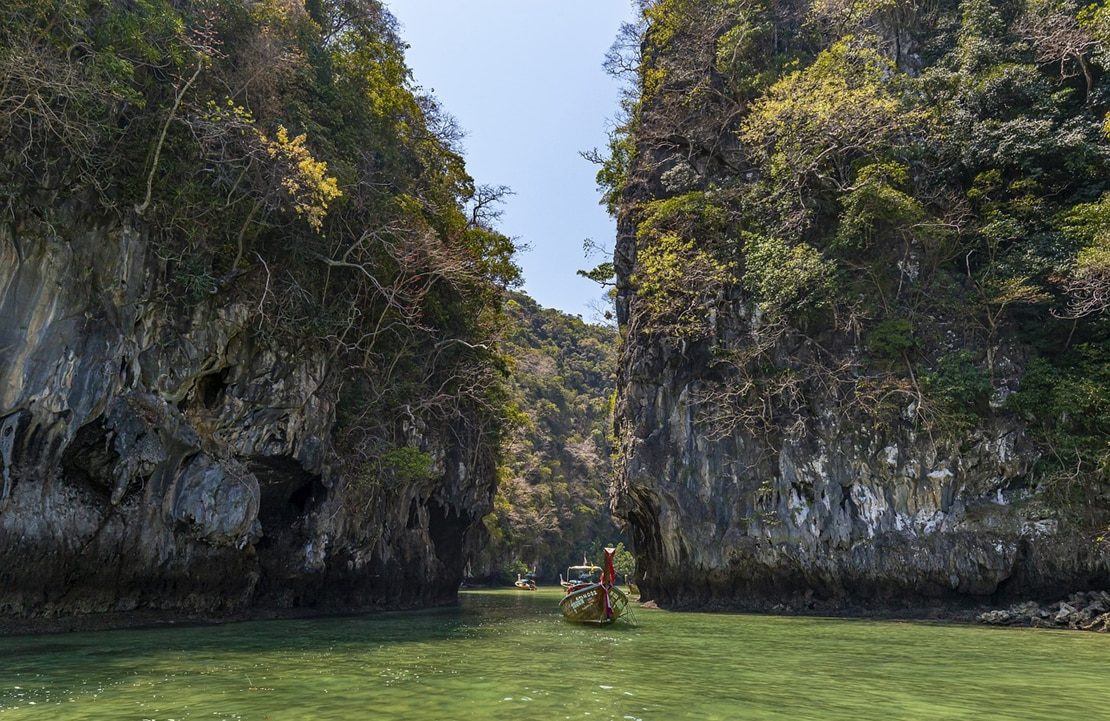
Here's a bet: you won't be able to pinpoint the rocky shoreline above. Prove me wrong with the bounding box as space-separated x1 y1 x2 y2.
976 591 1110 632
638 589 1110 633
3 591 1109 636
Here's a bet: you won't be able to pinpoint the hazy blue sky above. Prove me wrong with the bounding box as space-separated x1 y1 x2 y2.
385 1 636 321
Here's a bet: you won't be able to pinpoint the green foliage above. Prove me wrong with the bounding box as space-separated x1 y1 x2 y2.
641 0 691 95
582 540 635 578
1055 193 1110 317
610 542 636 578
612 0 1110 512
637 191 731 238
835 163 925 254
2 0 521 531
634 191 737 335
171 255 218 303
742 37 917 207
473 294 622 580
1009 347 1110 453
593 124 638 217
918 350 993 430
1081 2 1110 69
1007 346 1110 499
378 446 437 484
636 233 731 329
714 1 777 98
864 318 916 360
741 232 837 316
577 262 616 287
500 560 532 583
352 445 437 493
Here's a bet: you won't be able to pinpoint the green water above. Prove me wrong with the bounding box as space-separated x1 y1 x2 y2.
0 588 1107 720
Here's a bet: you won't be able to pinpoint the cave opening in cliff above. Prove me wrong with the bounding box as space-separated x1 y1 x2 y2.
427 500 469 575
250 456 326 540
288 478 319 513
196 368 230 409
60 417 121 500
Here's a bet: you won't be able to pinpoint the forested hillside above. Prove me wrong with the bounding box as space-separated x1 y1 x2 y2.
475 294 623 583
604 0 1110 608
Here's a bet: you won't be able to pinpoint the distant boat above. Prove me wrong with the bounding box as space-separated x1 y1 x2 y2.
514 572 537 590
559 548 629 624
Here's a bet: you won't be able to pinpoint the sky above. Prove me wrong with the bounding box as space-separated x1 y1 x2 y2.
384 1 636 321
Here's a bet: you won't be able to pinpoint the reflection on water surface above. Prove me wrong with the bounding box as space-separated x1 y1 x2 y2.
0 588 1107 720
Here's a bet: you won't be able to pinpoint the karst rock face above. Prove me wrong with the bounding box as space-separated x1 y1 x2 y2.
0 212 493 619
608 5 1110 611
612 309 1106 610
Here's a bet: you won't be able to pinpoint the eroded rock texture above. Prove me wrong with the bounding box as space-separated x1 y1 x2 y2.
0 213 493 619
609 2 1110 611
613 320 1107 609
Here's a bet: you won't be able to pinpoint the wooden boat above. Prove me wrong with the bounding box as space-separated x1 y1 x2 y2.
559 547 629 624
514 572 537 590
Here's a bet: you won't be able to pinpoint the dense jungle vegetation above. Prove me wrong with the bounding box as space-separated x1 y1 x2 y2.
475 294 624 583
1 0 519 490
596 0 1110 522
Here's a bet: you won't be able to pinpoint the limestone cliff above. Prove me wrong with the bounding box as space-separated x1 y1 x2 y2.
0 0 511 621
613 306 1106 609
0 211 494 619
609 0 1110 610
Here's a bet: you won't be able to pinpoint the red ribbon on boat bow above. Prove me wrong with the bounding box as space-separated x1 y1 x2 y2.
602 547 617 620
603 547 616 587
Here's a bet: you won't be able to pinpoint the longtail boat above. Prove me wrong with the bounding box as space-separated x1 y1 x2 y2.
559 547 629 624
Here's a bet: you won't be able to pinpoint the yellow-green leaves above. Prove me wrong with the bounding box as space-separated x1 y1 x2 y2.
265 126 342 231
741 232 837 315
742 37 913 195
637 233 732 330
836 162 924 252
1056 193 1110 317
633 191 736 336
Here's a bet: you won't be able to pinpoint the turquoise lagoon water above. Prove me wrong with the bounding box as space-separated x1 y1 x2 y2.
0 587 1107 720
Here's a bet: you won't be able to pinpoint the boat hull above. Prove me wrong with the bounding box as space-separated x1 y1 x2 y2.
559 584 629 624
